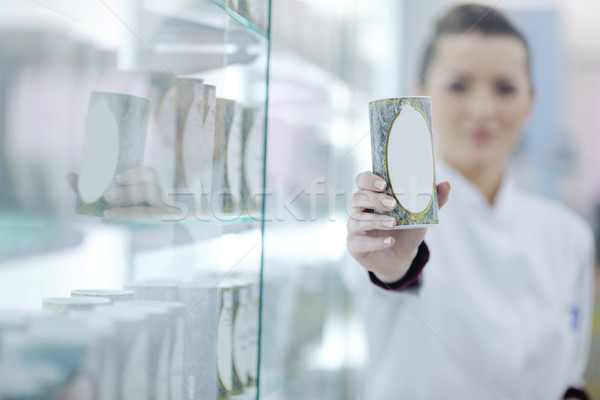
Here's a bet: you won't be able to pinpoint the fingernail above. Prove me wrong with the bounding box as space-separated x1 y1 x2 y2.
446 181 451 191
104 210 116 219
382 219 395 228
116 174 127 184
382 198 396 209
383 237 393 245
374 180 386 190
104 191 118 202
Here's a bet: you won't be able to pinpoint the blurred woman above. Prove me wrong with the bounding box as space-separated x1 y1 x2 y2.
346 4 594 399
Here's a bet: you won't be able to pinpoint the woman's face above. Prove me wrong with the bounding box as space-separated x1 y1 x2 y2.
420 33 533 173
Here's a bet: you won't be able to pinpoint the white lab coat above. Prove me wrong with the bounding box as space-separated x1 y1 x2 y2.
348 163 595 400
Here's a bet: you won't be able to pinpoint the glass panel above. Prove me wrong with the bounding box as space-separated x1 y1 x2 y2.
258 0 394 399
0 0 270 399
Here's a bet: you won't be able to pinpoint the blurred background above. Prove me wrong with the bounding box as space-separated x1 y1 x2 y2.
0 0 599 399
262 0 600 399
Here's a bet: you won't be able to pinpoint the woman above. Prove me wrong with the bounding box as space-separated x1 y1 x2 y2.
346 4 595 400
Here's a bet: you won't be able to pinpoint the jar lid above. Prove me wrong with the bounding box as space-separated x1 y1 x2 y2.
42 297 111 313
71 289 135 301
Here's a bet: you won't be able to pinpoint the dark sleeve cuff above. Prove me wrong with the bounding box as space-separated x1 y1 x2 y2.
368 241 429 291
564 387 590 400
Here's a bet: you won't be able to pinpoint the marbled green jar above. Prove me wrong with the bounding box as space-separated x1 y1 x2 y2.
369 97 438 228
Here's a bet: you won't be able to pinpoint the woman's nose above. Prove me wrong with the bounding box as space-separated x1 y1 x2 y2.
466 89 496 121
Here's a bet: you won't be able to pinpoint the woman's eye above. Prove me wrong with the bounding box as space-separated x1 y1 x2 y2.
496 84 516 95
449 82 466 93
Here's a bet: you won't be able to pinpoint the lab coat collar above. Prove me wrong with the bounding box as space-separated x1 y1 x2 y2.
435 160 520 220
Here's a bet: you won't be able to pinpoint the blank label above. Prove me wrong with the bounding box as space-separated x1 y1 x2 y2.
387 102 434 214
78 100 120 204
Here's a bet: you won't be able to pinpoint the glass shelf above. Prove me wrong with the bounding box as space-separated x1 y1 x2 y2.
103 214 263 229
0 212 264 261
0 216 83 262
143 1 268 43
211 0 269 39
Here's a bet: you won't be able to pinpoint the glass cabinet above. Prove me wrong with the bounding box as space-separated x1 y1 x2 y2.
0 1 270 399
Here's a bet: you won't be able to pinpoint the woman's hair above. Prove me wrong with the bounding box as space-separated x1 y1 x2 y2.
419 3 531 86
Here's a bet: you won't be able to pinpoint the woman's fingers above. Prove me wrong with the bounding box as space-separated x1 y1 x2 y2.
352 190 397 214
102 167 164 207
355 171 387 192
347 214 397 233
116 166 159 186
347 233 395 254
437 181 451 209
104 183 164 207
67 167 162 193
355 172 450 210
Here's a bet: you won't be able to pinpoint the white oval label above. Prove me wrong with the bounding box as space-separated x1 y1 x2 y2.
387 102 434 214
182 101 205 190
217 299 233 392
244 115 264 206
199 107 216 193
226 110 243 200
156 85 178 147
233 301 250 383
78 99 120 204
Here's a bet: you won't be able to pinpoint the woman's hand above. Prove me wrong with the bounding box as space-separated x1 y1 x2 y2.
68 166 172 222
346 171 451 283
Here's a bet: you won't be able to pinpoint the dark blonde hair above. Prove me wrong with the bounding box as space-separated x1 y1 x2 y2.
419 4 531 86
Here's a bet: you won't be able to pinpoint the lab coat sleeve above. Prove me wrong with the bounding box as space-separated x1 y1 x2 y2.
567 223 595 390
563 387 590 400
340 241 429 295
368 241 429 291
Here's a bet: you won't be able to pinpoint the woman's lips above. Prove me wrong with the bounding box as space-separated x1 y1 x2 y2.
471 128 494 144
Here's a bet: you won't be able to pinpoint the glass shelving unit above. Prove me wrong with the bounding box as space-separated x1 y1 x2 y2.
0 0 270 399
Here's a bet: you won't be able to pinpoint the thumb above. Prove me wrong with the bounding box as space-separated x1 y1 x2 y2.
436 181 451 209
